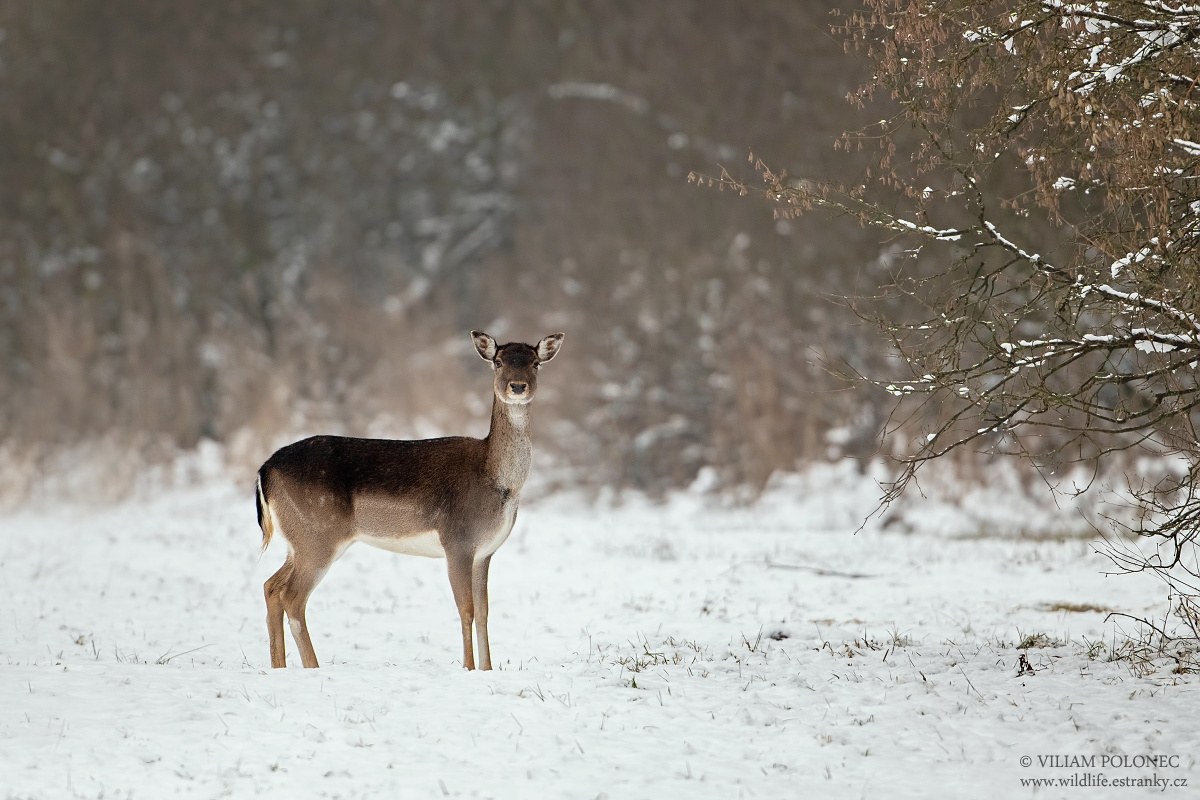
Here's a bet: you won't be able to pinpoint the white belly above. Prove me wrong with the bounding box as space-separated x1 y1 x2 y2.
356 530 445 558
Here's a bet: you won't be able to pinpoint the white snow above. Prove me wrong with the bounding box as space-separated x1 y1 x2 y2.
891 216 962 241
2 462 1198 798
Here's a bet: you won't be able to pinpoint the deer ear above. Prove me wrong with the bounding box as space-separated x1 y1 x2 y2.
471 331 497 361
537 332 565 363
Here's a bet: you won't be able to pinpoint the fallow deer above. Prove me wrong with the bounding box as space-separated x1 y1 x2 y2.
255 330 564 669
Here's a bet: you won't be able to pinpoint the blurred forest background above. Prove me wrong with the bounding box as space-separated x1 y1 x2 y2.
0 0 964 502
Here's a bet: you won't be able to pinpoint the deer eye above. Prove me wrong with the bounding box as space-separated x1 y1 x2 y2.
493 359 503 368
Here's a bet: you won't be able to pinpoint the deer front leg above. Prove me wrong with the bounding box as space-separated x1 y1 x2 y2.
472 555 493 671
447 552 476 670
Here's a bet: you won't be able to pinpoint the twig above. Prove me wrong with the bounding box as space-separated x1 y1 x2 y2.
755 560 875 579
958 665 986 701
155 643 213 665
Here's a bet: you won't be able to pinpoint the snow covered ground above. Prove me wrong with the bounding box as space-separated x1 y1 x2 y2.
2 462 1198 799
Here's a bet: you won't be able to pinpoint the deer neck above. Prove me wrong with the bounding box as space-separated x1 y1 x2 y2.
484 395 532 496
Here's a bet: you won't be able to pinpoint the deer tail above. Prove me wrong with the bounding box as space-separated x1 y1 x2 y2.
256 471 275 554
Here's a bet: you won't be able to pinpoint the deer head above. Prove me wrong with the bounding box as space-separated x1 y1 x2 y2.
472 331 564 405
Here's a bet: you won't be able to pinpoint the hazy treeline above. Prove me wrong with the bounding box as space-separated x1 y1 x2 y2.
3 1 922 499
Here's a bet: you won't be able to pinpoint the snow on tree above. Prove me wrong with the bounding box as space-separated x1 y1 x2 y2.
699 1 1200 633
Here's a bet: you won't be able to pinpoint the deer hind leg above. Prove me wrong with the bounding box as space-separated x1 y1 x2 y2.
264 541 338 669
472 555 493 671
281 559 331 669
446 552 476 670
264 558 294 668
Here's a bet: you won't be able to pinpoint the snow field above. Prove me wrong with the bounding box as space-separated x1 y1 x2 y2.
2 464 1198 798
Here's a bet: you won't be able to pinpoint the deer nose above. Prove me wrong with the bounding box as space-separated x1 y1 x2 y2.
509 382 528 395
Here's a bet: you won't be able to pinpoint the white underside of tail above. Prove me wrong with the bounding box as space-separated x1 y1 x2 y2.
257 475 276 553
